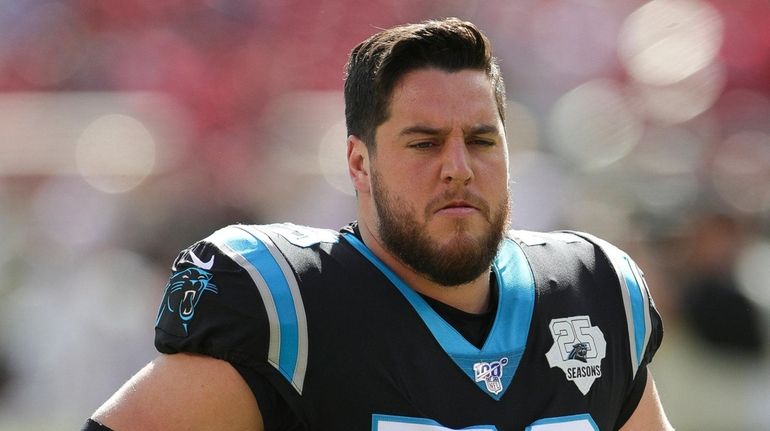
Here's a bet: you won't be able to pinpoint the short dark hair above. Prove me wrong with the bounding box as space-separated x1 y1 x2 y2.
344 18 506 152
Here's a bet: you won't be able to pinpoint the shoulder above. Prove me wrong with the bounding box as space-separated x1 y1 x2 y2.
158 222 341 333
507 228 651 315
170 223 341 280
505 229 600 278
508 229 641 278
199 223 340 257
508 229 662 377
155 223 339 386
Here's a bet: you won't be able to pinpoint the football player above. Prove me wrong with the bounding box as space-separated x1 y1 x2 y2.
84 18 673 431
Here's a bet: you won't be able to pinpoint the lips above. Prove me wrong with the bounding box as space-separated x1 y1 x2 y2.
440 200 478 211
427 190 490 220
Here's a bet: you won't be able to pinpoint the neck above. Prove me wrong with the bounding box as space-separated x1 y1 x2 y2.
357 219 493 314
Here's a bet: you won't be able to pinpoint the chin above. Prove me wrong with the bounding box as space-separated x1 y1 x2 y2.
433 227 484 250
435 217 487 237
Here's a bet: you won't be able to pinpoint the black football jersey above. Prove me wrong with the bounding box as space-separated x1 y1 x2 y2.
155 223 662 430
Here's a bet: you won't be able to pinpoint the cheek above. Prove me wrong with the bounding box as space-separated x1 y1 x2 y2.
375 167 423 204
388 162 434 194
479 169 510 212
479 159 509 187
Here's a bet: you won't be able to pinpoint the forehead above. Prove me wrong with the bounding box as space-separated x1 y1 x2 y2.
387 68 500 127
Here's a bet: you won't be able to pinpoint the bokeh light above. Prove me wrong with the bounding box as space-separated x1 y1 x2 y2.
633 62 727 125
318 119 353 196
710 131 770 214
622 126 704 213
75 114 156 193
0 92 179 178
547 79 642 169
618 0 723 86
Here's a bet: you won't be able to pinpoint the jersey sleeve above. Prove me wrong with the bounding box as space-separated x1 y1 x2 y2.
154 230 270 370
566 231 664 426
566 231 664 376
600 240 663 375
154 224 312 429
155 224 310 391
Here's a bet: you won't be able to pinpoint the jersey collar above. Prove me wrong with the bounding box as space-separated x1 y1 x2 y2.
342 233 536 400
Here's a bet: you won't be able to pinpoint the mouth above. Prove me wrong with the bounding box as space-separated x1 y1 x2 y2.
181 290 196 317
435 200 480 216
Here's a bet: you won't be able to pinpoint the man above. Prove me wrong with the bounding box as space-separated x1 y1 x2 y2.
85 18 673 430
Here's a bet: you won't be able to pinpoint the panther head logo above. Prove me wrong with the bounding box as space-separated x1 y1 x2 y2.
568 342 590 363
155 266 218 336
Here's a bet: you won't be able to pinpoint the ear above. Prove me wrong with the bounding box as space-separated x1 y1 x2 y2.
347 135 371 194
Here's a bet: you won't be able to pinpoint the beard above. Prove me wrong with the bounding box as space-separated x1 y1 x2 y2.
371 170 509 287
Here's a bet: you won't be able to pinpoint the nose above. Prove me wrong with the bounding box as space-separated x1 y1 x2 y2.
440 138 473 185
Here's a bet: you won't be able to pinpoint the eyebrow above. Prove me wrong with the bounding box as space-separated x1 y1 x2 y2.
398 125 447 137
466 124 501 136
397 123 501 137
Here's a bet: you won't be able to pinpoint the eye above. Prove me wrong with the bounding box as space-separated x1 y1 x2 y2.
409 141 435 149
469 138 495 147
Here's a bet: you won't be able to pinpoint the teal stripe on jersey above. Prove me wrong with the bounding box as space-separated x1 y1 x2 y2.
343 233 535 401
566 231 651 377
621 255 646 366
207 225 308 393
372 413 498 430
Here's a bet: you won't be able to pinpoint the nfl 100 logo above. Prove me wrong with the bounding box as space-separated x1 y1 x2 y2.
473 357 509 395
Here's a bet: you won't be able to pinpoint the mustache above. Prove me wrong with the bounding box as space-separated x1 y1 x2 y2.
425 190 491 220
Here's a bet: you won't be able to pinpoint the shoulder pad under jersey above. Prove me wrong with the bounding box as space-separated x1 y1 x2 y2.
155 223 339 394
561 230 660 378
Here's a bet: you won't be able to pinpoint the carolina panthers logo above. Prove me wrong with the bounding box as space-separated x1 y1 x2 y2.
568 342 590 363
155 266 218 336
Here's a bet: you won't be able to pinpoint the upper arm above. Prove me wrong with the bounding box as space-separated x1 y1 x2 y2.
565 232 670 429
92 353 264 431
620 371 674 431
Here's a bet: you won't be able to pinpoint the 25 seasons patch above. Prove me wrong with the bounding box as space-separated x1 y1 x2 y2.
545 315 607 395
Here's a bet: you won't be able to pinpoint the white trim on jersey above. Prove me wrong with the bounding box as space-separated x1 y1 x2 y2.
566 232 653 378
206 224 310 394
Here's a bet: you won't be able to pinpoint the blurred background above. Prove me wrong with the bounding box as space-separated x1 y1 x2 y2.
0 0 768 429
